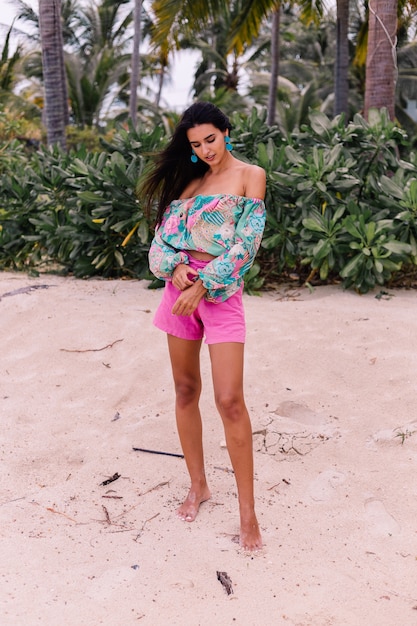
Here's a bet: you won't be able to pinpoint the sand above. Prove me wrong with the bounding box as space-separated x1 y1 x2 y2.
0 271 416 625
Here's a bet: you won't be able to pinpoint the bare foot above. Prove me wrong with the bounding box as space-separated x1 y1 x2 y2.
239 511 263 551
176 485 211 522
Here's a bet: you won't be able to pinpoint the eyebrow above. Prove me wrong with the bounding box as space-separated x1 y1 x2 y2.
190 133 215 145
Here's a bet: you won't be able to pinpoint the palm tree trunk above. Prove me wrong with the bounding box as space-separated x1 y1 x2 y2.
364 0 398 120
129 0 143 125
155 64 165 107
267 7 280 126
39 0 68 147
334 0 349 119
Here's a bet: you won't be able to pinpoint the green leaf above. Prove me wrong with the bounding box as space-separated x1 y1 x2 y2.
71 159 90 175
382 241 412 255
309 111 332 136
285 145 306 166
114 250 124 267
138 220 149 244
79 191 105 204
340 254 363 278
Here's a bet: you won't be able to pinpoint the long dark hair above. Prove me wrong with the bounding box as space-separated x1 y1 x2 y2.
141 102 232 225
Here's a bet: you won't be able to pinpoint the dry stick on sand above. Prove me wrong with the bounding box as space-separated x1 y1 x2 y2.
0 284 55 301
132 447 184 459
102 505 111 525
60 339 124 353
112 481 171 521
134 513 160 542
100 472 121 487
217 571 234 595
46 507 78 523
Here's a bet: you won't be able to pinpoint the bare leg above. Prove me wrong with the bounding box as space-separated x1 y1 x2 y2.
209 342 262 551
167 334 211 521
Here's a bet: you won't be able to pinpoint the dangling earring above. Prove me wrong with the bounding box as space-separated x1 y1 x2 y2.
225 136 233 152
190 150 198 163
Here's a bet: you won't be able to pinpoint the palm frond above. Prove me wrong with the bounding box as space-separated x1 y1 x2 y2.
228 0 279 54
151 0 226 48
298 0 325 26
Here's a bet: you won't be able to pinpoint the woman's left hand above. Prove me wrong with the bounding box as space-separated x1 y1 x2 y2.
172 263 198 291
171 279 207 316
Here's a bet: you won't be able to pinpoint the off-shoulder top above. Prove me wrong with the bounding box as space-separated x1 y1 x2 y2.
148 194 266 302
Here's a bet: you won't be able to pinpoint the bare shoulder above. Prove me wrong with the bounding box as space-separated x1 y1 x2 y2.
180 177 204 199
240 162 266 199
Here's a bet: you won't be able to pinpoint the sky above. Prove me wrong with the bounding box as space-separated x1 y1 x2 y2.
0 0 196 111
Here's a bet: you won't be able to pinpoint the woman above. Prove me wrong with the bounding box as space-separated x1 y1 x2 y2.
142 102 266 551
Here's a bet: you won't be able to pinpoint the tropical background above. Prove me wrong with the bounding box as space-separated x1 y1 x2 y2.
1 0 417 293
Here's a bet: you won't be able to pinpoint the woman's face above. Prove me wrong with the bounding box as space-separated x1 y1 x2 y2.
186 124 228 165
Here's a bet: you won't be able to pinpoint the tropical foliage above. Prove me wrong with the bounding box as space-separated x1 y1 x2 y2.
2 0 417 293
1 107 417 293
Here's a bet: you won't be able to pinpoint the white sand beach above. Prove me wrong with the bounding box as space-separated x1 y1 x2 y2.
1 271 416 625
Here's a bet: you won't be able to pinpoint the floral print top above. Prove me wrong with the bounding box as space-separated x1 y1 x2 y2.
148 194 266 302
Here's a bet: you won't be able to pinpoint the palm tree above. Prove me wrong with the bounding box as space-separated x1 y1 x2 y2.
65 46 131 127
16 0 138 128
151 0 282 119
0 23 22 96
38 0 68 147
352 0 417 119
334 0 350 117
246 6 333 112
364 0 398 119
267 7 280 125
177 3 261 102
129 0 143 124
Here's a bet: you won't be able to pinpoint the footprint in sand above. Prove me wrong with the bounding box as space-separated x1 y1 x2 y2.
364 498 400 535
87 566 139 600
308 469 346 501
274 401 323 426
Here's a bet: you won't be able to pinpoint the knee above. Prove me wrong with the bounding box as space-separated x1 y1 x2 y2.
175 379 200 408
215 392 245 423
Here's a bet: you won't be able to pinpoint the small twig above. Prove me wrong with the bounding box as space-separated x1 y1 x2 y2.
132 447 184 459
102 495 123 500
60 339 124 353
100 472 121 486
0 496 26 506
46 507 78 523
213 465 234 474
217 571 233 595
134 512 160 542
268 483 281 491
102 505 111 525
0 284 55 301
140 480 170 496
113 481 170 520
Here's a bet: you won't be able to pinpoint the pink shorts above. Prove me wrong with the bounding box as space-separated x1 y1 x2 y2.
153 256 245 344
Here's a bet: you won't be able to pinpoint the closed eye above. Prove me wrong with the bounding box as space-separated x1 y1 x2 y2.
190 134 216 148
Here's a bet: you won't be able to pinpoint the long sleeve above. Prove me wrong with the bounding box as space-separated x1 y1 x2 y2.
148 226 189 281
197 198 266 302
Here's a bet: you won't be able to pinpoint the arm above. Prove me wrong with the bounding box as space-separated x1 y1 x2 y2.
198 192 266 302
171 277 207 316
198 167 266 302
148 225 190 281
149 224 204 316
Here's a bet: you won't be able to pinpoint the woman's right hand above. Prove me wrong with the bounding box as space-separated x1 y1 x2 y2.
172 263 199 291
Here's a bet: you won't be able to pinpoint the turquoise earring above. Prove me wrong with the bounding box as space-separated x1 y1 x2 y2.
191 150 198 163
225 136 233 151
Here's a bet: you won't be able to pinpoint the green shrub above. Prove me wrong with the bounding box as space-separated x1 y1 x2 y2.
1 107 417 294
